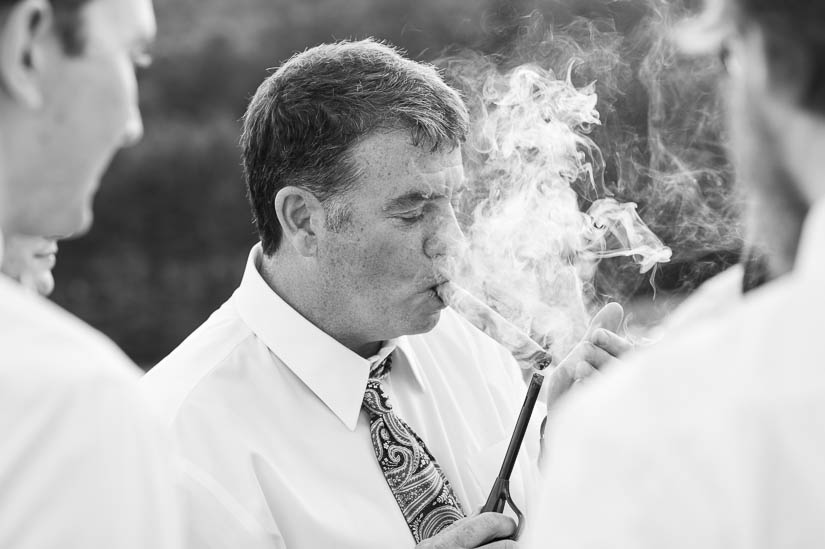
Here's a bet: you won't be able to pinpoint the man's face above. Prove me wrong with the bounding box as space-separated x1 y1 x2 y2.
6 0 156 237
314 131 466 347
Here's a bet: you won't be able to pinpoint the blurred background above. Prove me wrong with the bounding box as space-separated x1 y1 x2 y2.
51 0 740 368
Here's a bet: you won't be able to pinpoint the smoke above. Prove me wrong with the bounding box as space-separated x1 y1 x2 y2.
436 0 738 358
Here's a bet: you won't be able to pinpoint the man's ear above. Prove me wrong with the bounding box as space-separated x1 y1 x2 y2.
274 186 325 257
0 0 53 109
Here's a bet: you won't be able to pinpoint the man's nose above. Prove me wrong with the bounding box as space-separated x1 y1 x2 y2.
424 207 467 260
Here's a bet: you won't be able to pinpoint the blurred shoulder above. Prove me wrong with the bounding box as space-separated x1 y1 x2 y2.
0 275 141 394
662 264 743 332
141 297 256 423
550 272 824 446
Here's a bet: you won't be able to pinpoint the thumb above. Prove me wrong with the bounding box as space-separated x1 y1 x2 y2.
584 302 624 338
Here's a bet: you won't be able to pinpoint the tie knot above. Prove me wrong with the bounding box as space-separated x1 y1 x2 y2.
369 352 393 380
363 353 393 416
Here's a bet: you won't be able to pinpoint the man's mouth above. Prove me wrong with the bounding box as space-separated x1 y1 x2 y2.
33 244 58 269
34 253 57 269
425 280 449 305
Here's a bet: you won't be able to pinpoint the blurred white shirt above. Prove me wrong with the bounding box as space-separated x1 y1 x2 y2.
659 263 744 332
525 199 825 548
142 243 540 549
0 272 181 548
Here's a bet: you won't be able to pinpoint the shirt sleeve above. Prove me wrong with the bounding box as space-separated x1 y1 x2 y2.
0 367 182 548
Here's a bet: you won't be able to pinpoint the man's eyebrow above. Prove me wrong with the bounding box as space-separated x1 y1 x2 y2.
384 191 445 211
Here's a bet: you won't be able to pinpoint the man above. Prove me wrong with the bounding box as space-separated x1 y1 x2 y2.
142 39 629 549
0 0 181 546
525 1 825 547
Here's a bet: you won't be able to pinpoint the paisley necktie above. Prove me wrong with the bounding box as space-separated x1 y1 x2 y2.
362 353 465 543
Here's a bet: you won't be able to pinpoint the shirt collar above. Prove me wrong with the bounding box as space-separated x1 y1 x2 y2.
233 244 425 430
371 337 427 391
366 340 397 370
796 198 825 279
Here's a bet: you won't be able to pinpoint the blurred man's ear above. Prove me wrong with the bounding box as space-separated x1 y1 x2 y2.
273 187 325 257
0 0 53 108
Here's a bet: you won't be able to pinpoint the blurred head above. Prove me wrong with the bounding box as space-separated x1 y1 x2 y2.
1 233 57 296
0 0 156 238
680 0 825 274
241 39 470 351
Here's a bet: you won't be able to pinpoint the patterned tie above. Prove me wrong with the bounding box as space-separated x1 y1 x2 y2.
362 353 465 543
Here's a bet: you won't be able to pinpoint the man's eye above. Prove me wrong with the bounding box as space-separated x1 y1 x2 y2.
450 186 468 210
397 210 425 223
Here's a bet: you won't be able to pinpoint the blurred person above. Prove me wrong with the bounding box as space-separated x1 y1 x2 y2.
0 0 182 547
525 1 825 547
142 39 630 549
1 234 57 296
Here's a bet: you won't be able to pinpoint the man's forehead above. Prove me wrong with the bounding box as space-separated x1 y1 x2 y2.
390 149 464 197
355 130 462 171
409 162 464 193
410 149 463 173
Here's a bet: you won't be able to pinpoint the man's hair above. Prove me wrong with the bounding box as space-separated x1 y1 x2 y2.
240 38 470 254
0 0 91 55
734 0 825 115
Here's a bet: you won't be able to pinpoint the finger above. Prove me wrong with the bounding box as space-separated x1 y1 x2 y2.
545 366 575 411
450 513 517 548
576 340 615 369
573 360 598 381
584 302 624 338
480 540 520 548
591 329 633 358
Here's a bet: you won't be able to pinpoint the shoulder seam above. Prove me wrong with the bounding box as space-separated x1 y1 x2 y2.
159 331 259 425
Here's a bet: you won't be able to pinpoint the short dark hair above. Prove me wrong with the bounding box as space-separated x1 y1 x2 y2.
734 0 825 115
240 38 470 254
0 0 90 55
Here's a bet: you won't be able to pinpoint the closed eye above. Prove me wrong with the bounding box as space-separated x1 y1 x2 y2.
395 209 426 223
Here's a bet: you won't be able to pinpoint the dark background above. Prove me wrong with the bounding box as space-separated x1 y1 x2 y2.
51 0 739 367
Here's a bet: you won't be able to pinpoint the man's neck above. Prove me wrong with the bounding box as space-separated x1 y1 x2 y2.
258 249 381 359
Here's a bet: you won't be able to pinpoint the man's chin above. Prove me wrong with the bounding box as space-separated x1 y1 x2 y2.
406 309 443 336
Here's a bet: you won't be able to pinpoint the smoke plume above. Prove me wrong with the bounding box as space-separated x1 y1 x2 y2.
437 0 738 358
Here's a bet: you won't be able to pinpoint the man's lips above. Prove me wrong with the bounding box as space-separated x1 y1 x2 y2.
33 254 57 270
424 280 450 306
32 244 58 269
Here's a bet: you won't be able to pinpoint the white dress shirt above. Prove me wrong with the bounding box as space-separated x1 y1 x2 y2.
0 270 181 547
142 243 541 549
525 198 825 549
